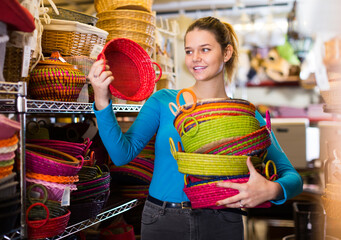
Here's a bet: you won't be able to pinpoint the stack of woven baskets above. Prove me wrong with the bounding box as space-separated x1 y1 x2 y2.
27 7 109 102
110 135 155 199
94 0 156 56
0 115 20 235
169 89 276 209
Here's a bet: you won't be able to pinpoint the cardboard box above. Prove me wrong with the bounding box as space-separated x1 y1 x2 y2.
271 118 309 169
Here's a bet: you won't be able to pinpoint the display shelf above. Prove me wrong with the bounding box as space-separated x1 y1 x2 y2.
0 228 21 240
48 198 144 240
0 81 26 95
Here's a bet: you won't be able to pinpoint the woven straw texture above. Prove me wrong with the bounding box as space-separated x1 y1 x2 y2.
98 38 161 101
184 176 271 209
50 7 98 25
96 17 155 36
179 115 260 153
170 138 262 176
97 9 155 23
29 54 86 102
94 0 153 13
42 30 106 56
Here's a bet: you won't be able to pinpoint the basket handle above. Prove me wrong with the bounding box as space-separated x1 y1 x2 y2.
27 184 48 205
176 89 197 113
83 138 93 155
264 160 278 181
26 202 50 229
76 155 84 168
152 62 162 83
181 116 199 137
169 138 177 158
169 102 179 116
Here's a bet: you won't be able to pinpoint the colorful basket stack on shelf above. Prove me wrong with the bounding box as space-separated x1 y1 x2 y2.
110 135 155 198
69 164 110 224
26 184 71 239
25 143 84 202
0 115 21 234
169 89 276 209
95 0 156 56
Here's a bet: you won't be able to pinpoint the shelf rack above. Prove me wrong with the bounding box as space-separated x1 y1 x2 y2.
49 199 145 240
0 82 144 239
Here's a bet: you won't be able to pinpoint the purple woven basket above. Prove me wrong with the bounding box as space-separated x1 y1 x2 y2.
27 138 92 157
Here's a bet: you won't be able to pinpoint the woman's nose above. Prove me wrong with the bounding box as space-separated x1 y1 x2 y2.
192 51 201 62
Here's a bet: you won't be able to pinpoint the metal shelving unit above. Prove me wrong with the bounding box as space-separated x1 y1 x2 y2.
50 199 144 240
0 82 144 239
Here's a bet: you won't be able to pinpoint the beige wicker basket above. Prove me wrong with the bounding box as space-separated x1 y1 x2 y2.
96 17 156 36
96 9 155 23
42 19 108 56
95 0 153 13
106 29 154 46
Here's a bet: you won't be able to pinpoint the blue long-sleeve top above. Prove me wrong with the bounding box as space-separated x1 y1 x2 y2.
94 89 303 204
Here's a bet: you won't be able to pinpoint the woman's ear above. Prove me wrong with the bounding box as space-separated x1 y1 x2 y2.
224 45 233 62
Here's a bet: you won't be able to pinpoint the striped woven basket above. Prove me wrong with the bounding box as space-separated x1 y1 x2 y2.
96 9 156 23
183 175 272 209
170 138 263 176
95 0 153 13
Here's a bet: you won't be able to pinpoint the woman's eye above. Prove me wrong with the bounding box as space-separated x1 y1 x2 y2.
185 50 192 55
202 48 210 52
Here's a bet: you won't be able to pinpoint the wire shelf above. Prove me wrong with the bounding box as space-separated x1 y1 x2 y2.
49 198 144 240
0 228 21 240
0 82 26 95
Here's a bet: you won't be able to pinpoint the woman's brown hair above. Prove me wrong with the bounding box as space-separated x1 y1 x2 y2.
185 16 239 82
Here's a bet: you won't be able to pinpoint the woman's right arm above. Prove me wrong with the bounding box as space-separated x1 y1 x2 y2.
89 60 160 166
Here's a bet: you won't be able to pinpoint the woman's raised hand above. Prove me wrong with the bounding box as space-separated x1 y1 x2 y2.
89 59 114 110
215 157 283 208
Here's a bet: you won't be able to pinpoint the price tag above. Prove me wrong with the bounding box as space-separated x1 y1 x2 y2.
90 44 104 59
61 186 70 206
21 45 31 77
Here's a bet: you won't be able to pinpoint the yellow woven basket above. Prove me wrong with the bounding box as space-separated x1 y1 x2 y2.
96 17 156 36
95 0 153 13
96 9 155 23
170 138 263 176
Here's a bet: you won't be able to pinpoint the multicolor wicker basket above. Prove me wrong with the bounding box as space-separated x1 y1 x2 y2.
95 0 153 13
170 138 263 176
42 19 108 56
29 51 86 102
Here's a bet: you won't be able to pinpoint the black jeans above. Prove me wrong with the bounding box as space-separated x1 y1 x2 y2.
141 199 244 240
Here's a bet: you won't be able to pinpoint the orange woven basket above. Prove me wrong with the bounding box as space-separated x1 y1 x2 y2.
95 0 153 13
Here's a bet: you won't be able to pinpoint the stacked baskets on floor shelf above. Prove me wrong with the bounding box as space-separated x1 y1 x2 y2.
169 89 277 209
0 115 21 234
95 0 156 56
110 135 155 198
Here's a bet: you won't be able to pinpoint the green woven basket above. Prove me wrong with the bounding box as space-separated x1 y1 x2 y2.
180 115 260 153
170 138 263 176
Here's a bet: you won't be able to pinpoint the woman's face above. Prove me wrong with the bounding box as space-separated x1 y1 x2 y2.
185 28 229 82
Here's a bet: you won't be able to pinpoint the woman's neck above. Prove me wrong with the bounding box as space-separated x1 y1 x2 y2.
189 80 228 100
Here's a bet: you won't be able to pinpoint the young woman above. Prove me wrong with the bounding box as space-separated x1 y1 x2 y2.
89 16 303 240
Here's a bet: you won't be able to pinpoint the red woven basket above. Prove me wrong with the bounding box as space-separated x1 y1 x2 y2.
26 202 71 239
97 38 162 101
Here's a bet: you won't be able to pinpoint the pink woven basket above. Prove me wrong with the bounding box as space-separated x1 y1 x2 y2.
0 115 21 140
26 147 84 176
27 138 92 157
183 176 272 209
26 178 77 201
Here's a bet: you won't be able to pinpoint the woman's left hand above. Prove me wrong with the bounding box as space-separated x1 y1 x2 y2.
215 157 283 208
